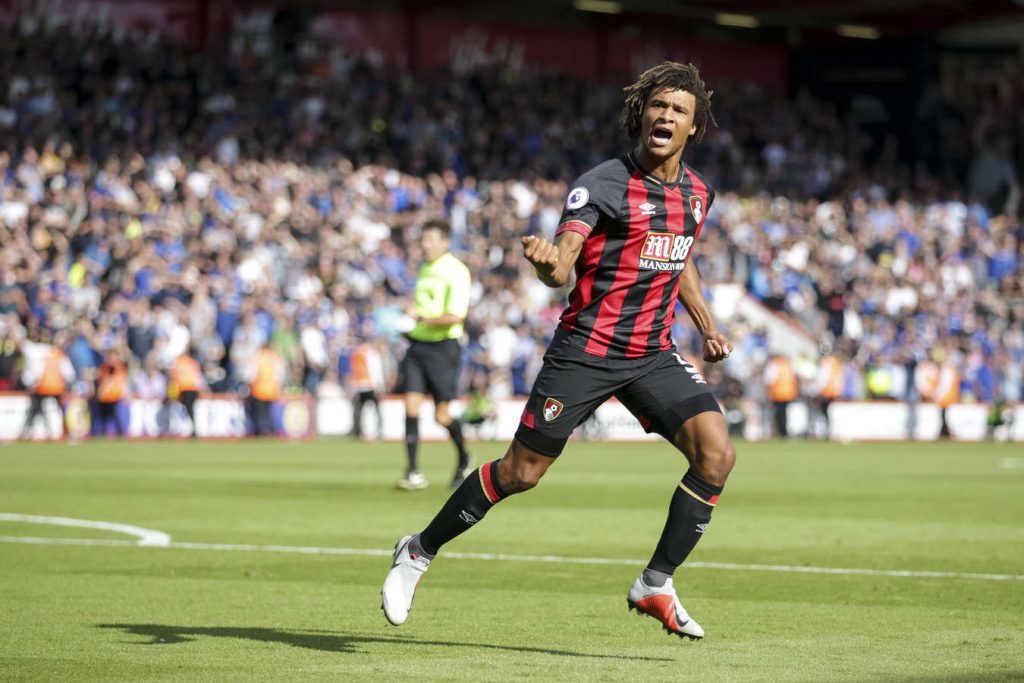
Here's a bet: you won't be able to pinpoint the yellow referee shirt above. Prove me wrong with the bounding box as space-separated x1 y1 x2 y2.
409 252 471 342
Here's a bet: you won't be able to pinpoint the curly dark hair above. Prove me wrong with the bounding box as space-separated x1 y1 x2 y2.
619 61 716 144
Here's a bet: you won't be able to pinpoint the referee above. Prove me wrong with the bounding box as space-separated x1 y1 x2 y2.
397 218 473 490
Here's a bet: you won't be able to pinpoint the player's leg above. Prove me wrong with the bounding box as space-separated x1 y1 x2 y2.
434 400 473 487
398 343 429 488
419 437 553 554
382 348 612 626
617 354 735 639
382 437 556 626
399 392 427 487
418 348 619 545
648 410 733 575
423 339 472 486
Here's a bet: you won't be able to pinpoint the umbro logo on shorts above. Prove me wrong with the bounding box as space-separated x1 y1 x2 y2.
673 353 707 384
543 398 564 422
696 523 708 533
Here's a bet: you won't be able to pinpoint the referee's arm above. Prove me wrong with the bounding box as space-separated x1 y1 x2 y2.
417 312 464 326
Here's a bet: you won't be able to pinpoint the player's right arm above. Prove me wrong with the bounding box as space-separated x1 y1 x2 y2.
521 232 585 288
524 165 613 288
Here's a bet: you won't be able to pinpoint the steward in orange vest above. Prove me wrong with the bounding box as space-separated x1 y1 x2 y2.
96 350 128 437
249 343 284 436
170 350 205 438
37 346 72 396
765 354 799 437
917 346 960 438
20 337 75 440
814 351 843 438
349 340 384 440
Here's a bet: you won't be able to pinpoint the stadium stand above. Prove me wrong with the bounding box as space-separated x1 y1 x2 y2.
0 13 1020 439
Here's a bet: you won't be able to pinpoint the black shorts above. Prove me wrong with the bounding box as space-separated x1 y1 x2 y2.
400 338 462 402
514 331 721 457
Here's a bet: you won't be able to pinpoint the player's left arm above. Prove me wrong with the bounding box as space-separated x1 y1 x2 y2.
677 260 732 363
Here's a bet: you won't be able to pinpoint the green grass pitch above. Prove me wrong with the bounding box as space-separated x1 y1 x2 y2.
1 438 1022 681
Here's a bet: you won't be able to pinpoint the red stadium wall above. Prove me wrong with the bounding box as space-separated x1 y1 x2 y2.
0 0 786 86
0 0 204 44
413 17 600 76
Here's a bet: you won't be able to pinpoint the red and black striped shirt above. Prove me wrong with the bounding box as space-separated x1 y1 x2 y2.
554 152 714 359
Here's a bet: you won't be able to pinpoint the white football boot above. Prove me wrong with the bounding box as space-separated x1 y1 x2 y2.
381 535 431 626
626 575 705 640
396 471 428 490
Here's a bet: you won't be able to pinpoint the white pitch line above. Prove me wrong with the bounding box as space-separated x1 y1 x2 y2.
0 513 171 546
0 536 137 548
1 534 1021 582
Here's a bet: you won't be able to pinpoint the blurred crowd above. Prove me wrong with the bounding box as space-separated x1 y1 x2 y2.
0 26 1021 436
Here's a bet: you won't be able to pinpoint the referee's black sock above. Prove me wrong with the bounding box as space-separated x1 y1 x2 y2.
644 469 723 586
446 419 471 469
405 416 419 474
417 460 508 556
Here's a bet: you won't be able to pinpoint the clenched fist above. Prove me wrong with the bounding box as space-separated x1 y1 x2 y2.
702 331 733 363
522 235 559 270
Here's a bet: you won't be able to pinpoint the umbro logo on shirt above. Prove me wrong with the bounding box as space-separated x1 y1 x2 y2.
638 202 657 216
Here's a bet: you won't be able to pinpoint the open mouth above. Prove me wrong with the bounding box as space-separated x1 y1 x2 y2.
650 126 673 147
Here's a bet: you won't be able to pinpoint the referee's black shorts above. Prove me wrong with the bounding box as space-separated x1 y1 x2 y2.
400 338 462 403
515 330 721 457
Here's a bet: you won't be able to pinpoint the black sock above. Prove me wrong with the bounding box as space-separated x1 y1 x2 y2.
446 419 470 469
419 460 508 555
646 469 723 578
405 416 419 474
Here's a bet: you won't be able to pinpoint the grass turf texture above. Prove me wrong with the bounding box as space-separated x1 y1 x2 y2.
1 439 1022 682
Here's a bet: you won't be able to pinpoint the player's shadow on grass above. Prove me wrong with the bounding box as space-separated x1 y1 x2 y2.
97 623 672 662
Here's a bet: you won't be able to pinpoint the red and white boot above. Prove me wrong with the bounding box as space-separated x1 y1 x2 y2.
626 575 705 640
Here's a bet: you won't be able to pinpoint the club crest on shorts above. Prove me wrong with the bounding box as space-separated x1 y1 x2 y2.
542 397 564 422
